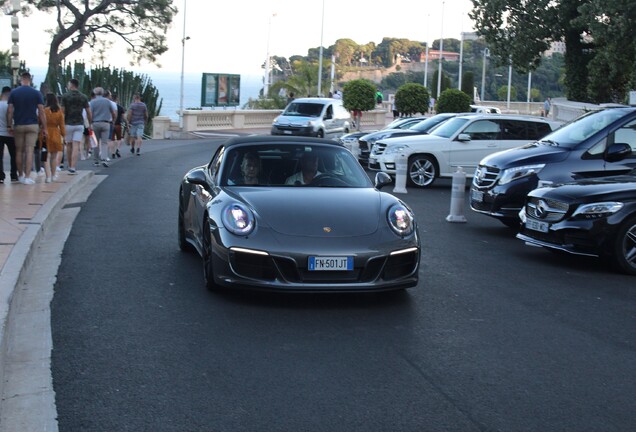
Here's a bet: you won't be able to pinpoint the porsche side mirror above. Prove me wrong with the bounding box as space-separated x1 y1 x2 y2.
186 169 209 188
374 172 393 190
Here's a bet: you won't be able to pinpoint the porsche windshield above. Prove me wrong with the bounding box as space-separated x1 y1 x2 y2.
283 103 324 117
222 144 373 188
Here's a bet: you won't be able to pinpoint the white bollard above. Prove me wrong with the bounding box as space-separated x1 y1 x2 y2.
393 153 408 194
446 166 467 223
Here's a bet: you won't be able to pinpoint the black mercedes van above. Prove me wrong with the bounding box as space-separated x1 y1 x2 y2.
470 107 636 227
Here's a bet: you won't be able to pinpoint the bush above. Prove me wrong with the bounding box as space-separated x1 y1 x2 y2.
436 88 471 113
497 85 518 101
395 83 429 116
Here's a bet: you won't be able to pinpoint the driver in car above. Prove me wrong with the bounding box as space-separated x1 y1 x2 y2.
285 152 321 185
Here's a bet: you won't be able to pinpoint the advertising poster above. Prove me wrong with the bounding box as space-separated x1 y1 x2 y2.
202 73 217 106
201 73 241 107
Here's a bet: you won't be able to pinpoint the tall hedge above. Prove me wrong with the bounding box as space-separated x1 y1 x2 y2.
395 83 429 116
436 88 471 113
342 79 376 113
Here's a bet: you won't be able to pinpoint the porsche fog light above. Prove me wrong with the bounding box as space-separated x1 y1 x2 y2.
388 204 415 236
222 204 255 235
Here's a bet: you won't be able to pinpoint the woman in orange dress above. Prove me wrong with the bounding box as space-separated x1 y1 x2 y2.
41 93 66 183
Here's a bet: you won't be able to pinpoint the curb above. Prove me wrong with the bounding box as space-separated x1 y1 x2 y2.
0 171 95 410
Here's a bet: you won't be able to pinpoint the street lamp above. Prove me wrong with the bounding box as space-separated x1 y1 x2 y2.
179 0 189 129
317 0 325 96
506 59 512 109
264 12 276 98
423 13 430 89
480 48 489 102
436 0 445 100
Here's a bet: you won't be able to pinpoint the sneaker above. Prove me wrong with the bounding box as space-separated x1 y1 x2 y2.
80 154 86 161
68 168 77 175
116 149 121 158
56 166 62 172
22 177 35 185
18 175 25 183
0 178 4 184
37 167 45 176
52 174 59 181
136 148 140 156
105 157 111 162
45 177 52 183
11 176 18 182
93 162 100 167
102 161 109 167
130 147 135 154
112 153 116 159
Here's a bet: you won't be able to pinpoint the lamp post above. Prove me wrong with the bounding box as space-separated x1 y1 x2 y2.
480 48 489 102
10 0 20 86
179 0 189 129
436 0 445 100
264 13 276 98
423 13 430 89
317 0 325 96
506 59 512 109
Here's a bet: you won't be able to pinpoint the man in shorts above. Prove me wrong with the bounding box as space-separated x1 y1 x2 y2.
60 78 92 174
127 94 148 156
89 87 116 167
6 72 47 184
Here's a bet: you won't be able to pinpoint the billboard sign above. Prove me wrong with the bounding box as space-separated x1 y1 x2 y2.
201 73 240 107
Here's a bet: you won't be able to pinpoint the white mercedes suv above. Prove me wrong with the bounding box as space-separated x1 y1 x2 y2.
368 114 561 187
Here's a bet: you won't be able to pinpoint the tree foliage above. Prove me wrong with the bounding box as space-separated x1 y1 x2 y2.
436 89 471 113
461 71 475 100
19 0 176 90
431 70 452 99
497 85 517 101
395 83 429 116
342 79 376 112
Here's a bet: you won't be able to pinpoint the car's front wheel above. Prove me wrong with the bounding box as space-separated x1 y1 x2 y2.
408 155 437 187
611 216 636 275
202 219 221 291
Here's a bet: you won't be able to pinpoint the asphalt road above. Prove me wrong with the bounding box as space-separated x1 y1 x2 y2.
52 138 636 432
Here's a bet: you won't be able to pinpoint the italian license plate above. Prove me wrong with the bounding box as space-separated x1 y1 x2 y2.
526 218 549 233
283 130 292 135
308 256 353 271
471 189 484 202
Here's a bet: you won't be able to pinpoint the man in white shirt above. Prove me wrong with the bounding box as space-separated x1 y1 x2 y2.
285 153 321 185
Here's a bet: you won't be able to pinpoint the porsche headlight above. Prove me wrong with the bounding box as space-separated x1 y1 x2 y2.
222 204 255 235
388 204 415 236
498 164 545 185
572 202 623 219
384 144 411 155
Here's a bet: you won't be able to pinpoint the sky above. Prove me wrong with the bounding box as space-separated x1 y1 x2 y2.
0 0 476 78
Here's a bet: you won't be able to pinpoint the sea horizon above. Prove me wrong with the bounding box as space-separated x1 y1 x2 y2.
27 66 263 121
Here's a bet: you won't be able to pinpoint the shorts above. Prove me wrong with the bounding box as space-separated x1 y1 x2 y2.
129 123 144 138
66 124 85 143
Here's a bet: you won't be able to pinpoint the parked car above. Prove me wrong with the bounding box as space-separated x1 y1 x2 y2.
517 169 636 275
369 114 560 187
271 98 351 138
471 107 636 227
471 105 501 114
357 113 458 165
178 136 420 292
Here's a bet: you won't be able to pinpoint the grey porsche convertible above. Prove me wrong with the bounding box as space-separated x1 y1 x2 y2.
178 136 420 292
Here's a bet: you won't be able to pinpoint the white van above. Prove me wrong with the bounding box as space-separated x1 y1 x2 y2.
368 114 561 187
271 98 352 139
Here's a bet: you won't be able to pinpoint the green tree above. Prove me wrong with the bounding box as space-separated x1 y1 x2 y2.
342 80 376 130
19 0 176 91
497 85 517 101
431 70 451 99
470 0 592 101
436 88 471 113
395 83 429 116
461 71 475 100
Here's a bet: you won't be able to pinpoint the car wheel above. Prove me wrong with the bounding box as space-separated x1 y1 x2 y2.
408 155 437 187
202 220 220 291
611 216 636 275
178 198 190 252
316 129 324 138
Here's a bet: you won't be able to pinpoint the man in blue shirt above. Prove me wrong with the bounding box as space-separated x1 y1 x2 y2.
6 72 47 184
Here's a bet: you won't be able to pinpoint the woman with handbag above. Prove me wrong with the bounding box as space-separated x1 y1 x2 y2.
41 93 66 183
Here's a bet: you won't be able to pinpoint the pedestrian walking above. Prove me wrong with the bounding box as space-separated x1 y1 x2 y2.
111 94 126 158
127 94 148 156
60 78 92 174
6 72 47 184
0 86 18 184
40 93 66 183
543 97 552 117
89 87 116 167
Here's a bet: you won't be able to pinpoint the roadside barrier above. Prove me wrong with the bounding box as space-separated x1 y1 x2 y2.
446 166 468 223
393 153 408 194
